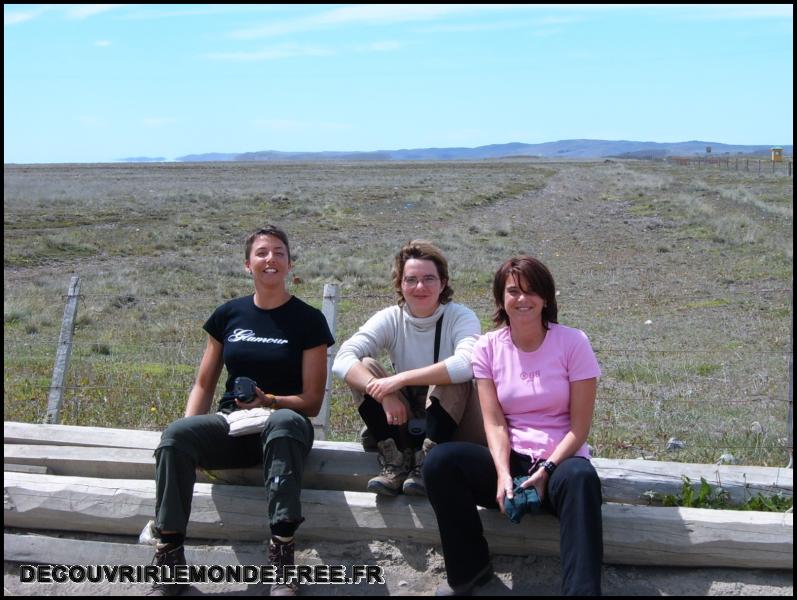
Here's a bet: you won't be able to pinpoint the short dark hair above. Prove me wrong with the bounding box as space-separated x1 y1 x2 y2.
244 225 291 261
391 240 454 306
492 256 558 329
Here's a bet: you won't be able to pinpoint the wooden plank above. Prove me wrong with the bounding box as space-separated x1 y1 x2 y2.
593 458 792 504
10 419 791 501
5 438 792 505
3 472 792 569
3 443 372 491
5 421 163 449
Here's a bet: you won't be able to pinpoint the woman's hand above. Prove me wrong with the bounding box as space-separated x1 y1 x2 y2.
382 394 408 426
496 472 514 514
235 386 275 410
519 468 548 503
366 373 405 401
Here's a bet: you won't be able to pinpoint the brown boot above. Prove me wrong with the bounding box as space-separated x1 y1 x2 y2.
269 536 298 596
403 438 436 496
145 542 187 597
367 438 411 496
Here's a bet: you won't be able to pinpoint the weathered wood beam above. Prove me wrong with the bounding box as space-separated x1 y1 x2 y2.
4 472 792 569
5 439 792 505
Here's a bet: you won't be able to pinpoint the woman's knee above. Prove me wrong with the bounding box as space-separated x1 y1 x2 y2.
554 459 602 498
262 409 313 448
422 442 472 482
159 416 203 450
264 408 304 431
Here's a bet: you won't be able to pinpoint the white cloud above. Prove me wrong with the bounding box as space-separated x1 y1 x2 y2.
5 4 128 26
65 5 128 20
206 44 334 61
95 40 112 47
4 6 53 26
229 5 515 40
358 41 402 52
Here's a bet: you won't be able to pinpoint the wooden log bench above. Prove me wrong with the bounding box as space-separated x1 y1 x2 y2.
4 421 793 570
5 421 792 504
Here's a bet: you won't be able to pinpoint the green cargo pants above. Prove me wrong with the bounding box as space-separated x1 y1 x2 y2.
154 408 313 535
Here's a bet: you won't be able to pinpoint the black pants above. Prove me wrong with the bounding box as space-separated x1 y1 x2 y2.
154 409 313 537
422 442 603 596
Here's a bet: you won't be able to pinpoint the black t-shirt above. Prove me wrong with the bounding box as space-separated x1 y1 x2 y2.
203 295 335 413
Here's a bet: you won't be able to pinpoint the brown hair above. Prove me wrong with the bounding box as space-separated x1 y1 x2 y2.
244 225 291 261
492 256 558 329
391 240 453 306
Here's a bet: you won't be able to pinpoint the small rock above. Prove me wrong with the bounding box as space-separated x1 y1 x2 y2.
644 320 653 325
717 453 737 465
750 421 763 434
666 437 685 450
398 580 409 587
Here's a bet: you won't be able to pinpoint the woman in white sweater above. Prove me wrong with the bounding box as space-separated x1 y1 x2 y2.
332 240 485 496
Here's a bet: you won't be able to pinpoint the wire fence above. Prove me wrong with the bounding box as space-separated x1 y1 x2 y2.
668 156 793 176
3 281 793 467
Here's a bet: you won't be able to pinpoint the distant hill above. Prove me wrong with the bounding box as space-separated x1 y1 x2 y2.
160 140 791 163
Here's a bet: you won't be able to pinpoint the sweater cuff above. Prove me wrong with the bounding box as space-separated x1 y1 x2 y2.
332 354 359 381
444 355 474 384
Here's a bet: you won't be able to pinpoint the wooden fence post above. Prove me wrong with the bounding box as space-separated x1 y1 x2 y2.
45 276 81 424
317 283 339 440
788 294 793 469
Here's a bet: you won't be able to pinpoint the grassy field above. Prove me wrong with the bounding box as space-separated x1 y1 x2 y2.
3 159 793 466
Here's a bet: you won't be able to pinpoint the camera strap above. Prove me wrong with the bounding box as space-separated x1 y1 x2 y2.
433 313 443 363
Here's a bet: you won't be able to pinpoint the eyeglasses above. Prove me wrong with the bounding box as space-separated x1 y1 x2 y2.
403 275 440 287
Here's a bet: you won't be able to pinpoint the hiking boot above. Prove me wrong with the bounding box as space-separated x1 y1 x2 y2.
435 562 493 596
269 536 298 596
403 438 437 496
145 542 187 597
360 424 378 451
367 438 411 496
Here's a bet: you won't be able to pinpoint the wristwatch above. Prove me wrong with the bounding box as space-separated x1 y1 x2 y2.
265 394 277 408
541 460 557 476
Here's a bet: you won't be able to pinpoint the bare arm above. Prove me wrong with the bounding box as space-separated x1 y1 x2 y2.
185 336 224 417
365 361 452 400
547 377 597 465
476 378 514 514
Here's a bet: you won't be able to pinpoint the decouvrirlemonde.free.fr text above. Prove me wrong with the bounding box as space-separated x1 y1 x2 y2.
19 564 385 585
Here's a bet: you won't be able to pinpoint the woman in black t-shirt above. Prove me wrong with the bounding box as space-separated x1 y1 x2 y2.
149 225 334 597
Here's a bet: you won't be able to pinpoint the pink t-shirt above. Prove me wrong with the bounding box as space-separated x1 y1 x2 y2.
471 324 601 461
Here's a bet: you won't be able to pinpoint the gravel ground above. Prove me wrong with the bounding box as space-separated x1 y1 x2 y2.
4 538 793 596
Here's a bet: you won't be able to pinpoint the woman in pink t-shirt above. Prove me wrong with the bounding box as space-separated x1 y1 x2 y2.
423 256 603 596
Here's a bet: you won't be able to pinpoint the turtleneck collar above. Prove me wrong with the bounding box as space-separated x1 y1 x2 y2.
402 302 446 330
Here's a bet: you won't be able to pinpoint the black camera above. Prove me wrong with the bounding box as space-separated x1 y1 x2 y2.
503 476 542 524
233 377 258 403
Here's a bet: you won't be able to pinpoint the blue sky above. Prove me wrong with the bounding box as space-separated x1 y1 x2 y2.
4 4 793 163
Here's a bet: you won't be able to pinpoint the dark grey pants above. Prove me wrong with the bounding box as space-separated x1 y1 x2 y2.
154 409 313 535
423 442 603 596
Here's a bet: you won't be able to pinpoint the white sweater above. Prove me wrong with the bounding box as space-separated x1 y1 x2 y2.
332 302 481 384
